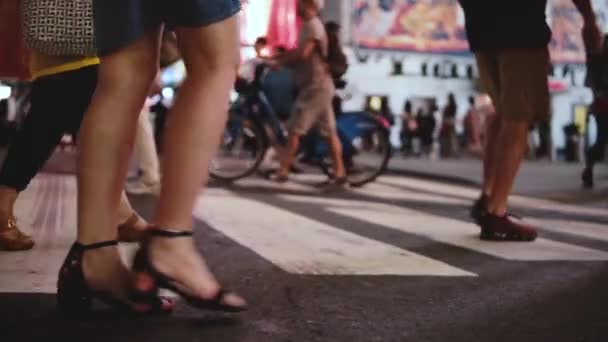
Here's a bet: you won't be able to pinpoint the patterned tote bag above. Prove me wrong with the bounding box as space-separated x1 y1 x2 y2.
21 0 96 56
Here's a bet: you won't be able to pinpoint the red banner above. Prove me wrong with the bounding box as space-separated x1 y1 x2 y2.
240 0 299 49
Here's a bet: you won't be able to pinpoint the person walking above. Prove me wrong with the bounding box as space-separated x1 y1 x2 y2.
439 93 458 158
57 0 247 314
583 35 608 188
0 50 149 251
460 0 601 241
271 0 347 186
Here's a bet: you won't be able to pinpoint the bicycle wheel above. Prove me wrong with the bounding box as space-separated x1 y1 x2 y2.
320 118 392 187
209 113 267 182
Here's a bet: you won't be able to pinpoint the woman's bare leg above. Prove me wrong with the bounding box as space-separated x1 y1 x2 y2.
76 29 161 301
146 16 244 306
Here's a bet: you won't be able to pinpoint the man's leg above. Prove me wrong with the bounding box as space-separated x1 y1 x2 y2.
486 118 530 215
320 95 346 180
277 134 301 178
470 53 501 223
325 133 346 179
482 112 502 196
478 48 550 241
275 91 316 180
583 113 607 186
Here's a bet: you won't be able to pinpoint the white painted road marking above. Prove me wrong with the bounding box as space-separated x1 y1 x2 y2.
526 218 608 243
379 176 608 219
2 173 606 295
280 195 608 261
196 191 475 276
1 175 144 293
353 181 470 205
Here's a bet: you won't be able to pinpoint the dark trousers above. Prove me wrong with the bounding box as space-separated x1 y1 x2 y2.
587 113 607 168
0 66 97 191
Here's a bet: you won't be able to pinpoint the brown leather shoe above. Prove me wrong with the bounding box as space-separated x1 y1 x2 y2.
117 213 149 243
0 217 35 251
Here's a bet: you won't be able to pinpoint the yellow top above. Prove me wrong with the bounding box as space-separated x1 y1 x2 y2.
29 53 99 80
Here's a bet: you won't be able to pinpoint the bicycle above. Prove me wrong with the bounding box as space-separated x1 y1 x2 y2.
209 65 392 187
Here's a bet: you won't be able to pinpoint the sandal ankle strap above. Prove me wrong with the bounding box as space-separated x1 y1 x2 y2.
75 240 118 250
148 229 193 238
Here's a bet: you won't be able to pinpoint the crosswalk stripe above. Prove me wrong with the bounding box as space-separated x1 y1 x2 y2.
525 217 608 243
379 176 608 219
195 191 476 276
353 182 470 205
1 176 76 293
1 175 140 293
2 173 604 294
232 175 321 193
280 195 608 261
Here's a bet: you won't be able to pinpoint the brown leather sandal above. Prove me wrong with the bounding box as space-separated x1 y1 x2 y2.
0 216 35 251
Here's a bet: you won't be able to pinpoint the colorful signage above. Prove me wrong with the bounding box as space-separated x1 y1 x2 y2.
352 0 608 63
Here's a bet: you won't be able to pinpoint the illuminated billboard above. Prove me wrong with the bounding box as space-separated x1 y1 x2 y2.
352 0 608 63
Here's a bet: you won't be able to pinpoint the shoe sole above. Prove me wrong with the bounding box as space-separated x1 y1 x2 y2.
480 231 537 242
0 241 35 251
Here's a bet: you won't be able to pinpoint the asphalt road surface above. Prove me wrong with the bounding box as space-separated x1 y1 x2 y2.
1 173 607 342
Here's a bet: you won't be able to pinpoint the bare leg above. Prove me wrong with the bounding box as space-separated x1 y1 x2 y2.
76 29 161 301
486 118 529 216
325 133 346 178
117 191 147 228
278 134 301 177
134 109 161 185
146 17 244 306
482 113 501 196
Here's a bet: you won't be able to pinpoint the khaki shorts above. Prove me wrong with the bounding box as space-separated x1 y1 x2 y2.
475 48 550 122
288 85 337 137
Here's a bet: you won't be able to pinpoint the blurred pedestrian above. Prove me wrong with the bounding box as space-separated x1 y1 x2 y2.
463 95 483 156
417 107 436 158
400 100 416 155
0 55 149 251
239 36 268 83
271 0 347 187
439 93 458 158
583 35 608 187
582 99 607 187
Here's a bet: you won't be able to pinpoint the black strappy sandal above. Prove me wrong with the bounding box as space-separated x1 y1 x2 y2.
132 229 247 313
57 241 174 315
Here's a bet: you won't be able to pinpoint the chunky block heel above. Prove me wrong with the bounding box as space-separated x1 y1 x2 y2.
57 240 174 315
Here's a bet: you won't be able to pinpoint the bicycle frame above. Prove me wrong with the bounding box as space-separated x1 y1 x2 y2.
302 112 391 162
232 66 390 165
231 79 287 147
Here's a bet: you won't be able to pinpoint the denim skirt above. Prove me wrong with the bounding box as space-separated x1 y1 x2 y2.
93 0 241 55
